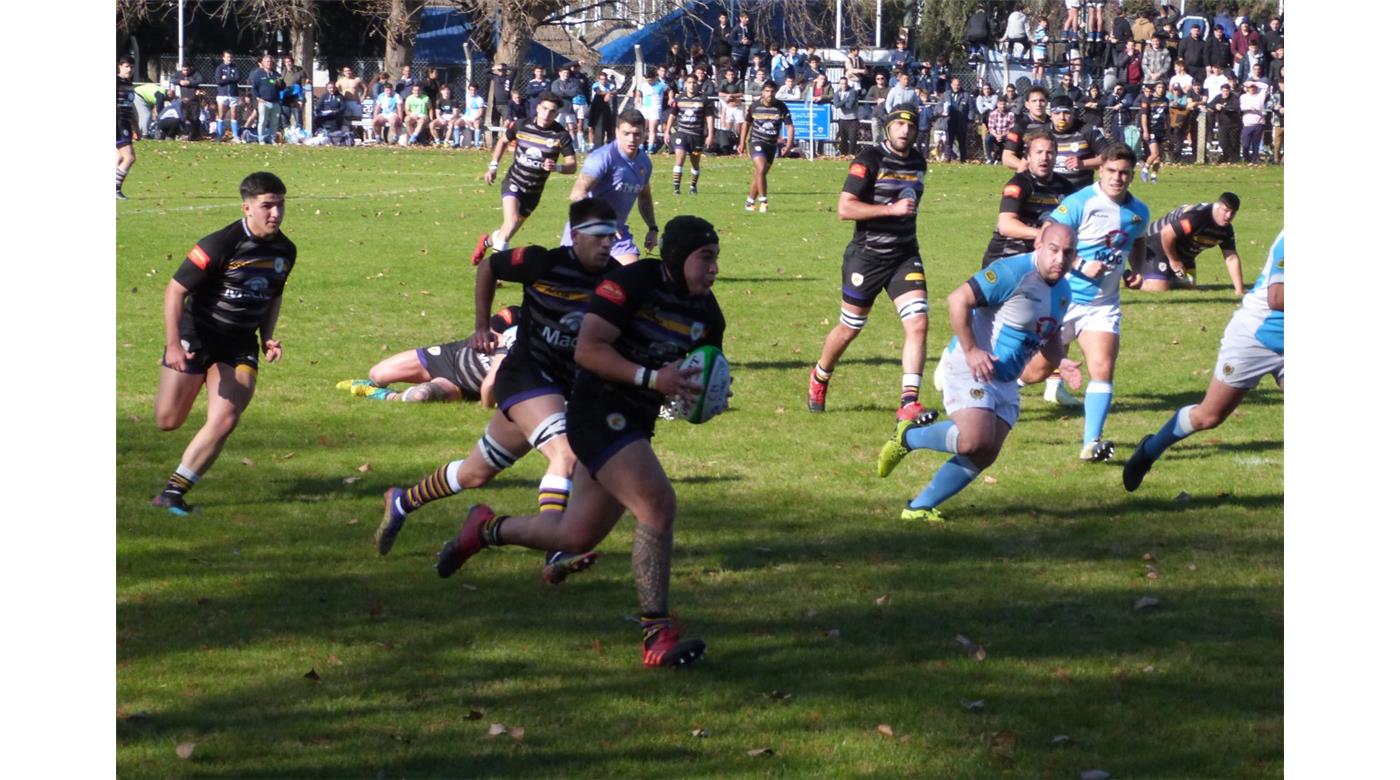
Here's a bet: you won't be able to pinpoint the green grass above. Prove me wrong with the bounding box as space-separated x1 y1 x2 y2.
117 142 1283 778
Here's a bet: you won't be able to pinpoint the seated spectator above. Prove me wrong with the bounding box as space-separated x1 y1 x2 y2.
965 6 991 61
315 82 347 134
393 64 418 99
718 68 742 103
462 83 487 147
776 75 803 101
401 82 431 145
371 82 403 143
809 73 832 103
1002 6 1031 62
506 88 530 128
984 94 1014 164
1051 72 1082 103
429 84 462 147
884 71 919 112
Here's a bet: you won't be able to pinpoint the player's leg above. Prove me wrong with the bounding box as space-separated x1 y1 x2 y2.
376 409 531 554
498 394 576 514
890 270 931 419
153 361 256 514
756 149 773 210
368 349 433 386
746 150 764 209
610 230 643 266
810 302 871 412
904 408 1011 521
688 149 702 193
671 137 686 193
116 142 135 197
1138 248 1175 292
1078 327 1119 460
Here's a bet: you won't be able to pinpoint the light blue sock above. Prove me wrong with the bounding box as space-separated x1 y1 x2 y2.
905 420 959 453
1142 405 1197 460
911 455 981 510
215 120 224 141
231 120 240 138
1084 380 1113 446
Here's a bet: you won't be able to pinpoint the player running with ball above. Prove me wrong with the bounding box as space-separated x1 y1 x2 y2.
878 222 1079 521
433 215 726 669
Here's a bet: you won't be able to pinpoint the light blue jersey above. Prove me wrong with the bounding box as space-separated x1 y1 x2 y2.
640 80 667 112
950 253 1073 382
1236 230 1284 354
1049 182 1151 306
579 140 652 226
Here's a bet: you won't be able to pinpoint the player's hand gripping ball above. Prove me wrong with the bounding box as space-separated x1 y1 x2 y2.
672 345 731 424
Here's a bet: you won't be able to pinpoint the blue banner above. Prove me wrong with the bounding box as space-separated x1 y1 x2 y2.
785 101 832 141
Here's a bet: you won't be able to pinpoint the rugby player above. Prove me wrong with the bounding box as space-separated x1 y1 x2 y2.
879 223 1079 521
1001 85 1052 172
336 306 519 405
377 199 621 587
739 80 794 213
150 172 295 515
1047 95 1107 190
809 105 930 422
472 92 578 264
663 74 714 195
1123 230 1283 491
1018 144 1151 461
934 130 1078 404
1138 82 1170 183
1138 192 1244 294
116 56 137 200
561 108 658 266
432 215 725 669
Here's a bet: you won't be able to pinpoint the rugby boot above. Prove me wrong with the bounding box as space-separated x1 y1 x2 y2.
1080 438 1116 462
758 199 769 213
542 550 601 585
900 505 945 523
744 198 755 212
435 504 494 577
688 183 698 195
642 622 706 668
1122 435 1156 492
470 233 491 266
375 487 408 555
116 190 129 201
895 401 928 423
150 493 197 517
807 369 828 412
337 378 374 393
878 408 940 478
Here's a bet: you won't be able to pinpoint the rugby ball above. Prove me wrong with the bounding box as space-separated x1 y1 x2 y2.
673 346 731 424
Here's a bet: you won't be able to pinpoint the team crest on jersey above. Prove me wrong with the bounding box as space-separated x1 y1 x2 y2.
1276 260 1284 269
1056 205 1069 214
690 321 705 340
560 311 585 332
984 270 998 284
606 412 626 431
969 388 986 400
274 257 286 274
596 280 626 305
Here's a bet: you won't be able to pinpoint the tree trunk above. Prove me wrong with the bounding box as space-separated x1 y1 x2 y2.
383 0 427 76
290 0 317 130
484 3 554 146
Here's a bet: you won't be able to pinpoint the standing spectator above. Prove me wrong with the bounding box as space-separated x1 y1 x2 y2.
1166 82 1194 162
638 68 668 152
1104 82 1132 143
589 71 615 149
1242 41 1267 84
809 73 833 104
1003 6 1032 62
1239 79 1268 163
1268 47 1284 88
943 77 975 163
718 68 742 104
1079 83 1106 131
1262 17 1284 59
975 83 998 121
248 53 281 144
844 46 869 89
932 54 951 95
1153 2 1181 46
1206 25 1233 71
745 67 769 99
170 62 203 140
1132 10 1156 43
885 71 919 113
1230 20 1261 80
1169 61 1195 93
1003 83 1022 116
916 91 937 157
1179 24 1208 84
833 76 861 156
550 63 584 150
371 81 403 143
776 75 804 102
1269 76 1284 163
799 55 824 87
524 66 551 113
1203 64 1229 100
1177 7 1209 40
421 67 442 107
505 88 529 128
1063 0 1082 40
1122 40 1144 104
711 12 733 68
1031 17 1050 83
1052 72 1082 103
1212 7 1236 39
336 65 364 103
489 63 512 129
1207 81 1240 163
666 41 688 77
1143 35 1173 87
984 95 1014 164
214 50 241 143
281 55 306 131
929 90 948 159
393 64 417 99
866 71 891 140
731 11 753 72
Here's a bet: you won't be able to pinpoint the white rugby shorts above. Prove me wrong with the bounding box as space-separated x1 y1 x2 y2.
216 95 238 107
941 356 1022 427
1060 300 1121 341
1213 314 1284 389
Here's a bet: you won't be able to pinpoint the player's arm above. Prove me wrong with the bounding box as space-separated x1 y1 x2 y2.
557 153 578 175
994 182 1040 240
1123 237 1146 289
662 109 675 136
569 171 597 202
1156 222 1190 278
575 313 700 401
162 278 194 371
946 282 995 382
704 111 714 146
1001 126 1023 170
471 256 501 349
738 116 750 150
1037 330 1080 388
636 183 659 251
1217 249 1245 295
260 294 283 361
1267 281 1283 311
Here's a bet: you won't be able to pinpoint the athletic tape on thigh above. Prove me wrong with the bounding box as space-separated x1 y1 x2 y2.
528 412 568 449
898 298 930 320
476 432 519 472
839 310 868 330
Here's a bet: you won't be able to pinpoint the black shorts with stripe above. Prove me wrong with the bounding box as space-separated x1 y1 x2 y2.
501 178 544 217
491 347 564 419
565 389 656 479
163 314 259 374
839 244 926 307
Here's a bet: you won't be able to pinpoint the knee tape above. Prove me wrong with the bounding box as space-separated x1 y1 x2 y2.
528 412 568 450
476 432 519 472
898 298 930 320
839 310 868 331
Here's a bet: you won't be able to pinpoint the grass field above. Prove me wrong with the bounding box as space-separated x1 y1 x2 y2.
116 142 1283 778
